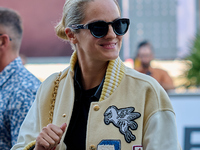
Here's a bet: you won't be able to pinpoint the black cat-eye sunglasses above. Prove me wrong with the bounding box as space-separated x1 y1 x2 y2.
69 18 130 38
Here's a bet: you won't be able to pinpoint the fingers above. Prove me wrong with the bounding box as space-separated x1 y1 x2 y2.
35 123 67 150
46 124 64 140
35 135 52 149
60 123 67 132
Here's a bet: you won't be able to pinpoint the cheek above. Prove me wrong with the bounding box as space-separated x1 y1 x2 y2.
79 31 96 44
76 34 98 53
81 29 92 39
118 37 123 45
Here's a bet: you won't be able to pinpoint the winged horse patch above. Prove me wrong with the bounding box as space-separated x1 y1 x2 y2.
104 105 141 143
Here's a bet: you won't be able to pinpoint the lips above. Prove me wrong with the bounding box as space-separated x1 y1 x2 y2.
100 43 117 49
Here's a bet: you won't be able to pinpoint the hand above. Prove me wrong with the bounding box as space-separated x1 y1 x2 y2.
34 123 67 150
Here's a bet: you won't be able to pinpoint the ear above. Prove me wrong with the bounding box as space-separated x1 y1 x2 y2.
65 28 78 44
0 34 9 48
0 39 2 46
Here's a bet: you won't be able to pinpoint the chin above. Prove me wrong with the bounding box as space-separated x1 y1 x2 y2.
99 49 120 61
109 50 119 58
106 54 119 61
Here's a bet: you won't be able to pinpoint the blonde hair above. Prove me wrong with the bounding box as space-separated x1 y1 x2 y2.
55 0 121 41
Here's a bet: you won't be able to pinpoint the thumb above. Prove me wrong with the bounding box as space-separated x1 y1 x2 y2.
60 123 67 133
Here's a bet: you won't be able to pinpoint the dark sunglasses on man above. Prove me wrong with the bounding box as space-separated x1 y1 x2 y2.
69 18 130 38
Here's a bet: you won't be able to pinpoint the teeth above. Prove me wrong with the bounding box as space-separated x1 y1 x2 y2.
104 43 115 47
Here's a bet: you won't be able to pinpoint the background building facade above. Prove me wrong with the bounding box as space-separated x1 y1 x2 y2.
0 0 199 61
119 0 198 60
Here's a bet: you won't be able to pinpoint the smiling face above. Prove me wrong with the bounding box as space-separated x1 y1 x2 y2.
73 0 122 64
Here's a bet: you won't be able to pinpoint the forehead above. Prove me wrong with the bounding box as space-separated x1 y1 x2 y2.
83 0 120 23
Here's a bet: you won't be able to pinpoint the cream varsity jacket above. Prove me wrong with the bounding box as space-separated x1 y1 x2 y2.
12 51 181 150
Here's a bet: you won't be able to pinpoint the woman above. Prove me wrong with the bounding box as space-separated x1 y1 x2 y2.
12 0 181 150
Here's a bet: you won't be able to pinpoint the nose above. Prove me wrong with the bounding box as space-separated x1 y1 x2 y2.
104 25 116 39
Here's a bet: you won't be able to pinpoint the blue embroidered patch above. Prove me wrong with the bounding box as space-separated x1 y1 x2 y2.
97 140 121 150
104 105 141 143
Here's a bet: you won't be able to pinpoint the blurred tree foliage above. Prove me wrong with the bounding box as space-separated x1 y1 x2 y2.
184 33 200 88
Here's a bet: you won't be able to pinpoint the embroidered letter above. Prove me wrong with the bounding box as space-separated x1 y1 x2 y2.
104 105 141 143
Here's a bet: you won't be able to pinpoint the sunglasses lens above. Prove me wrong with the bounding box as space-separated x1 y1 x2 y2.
114 19 129 35
89 21 108 38
86 19 129 38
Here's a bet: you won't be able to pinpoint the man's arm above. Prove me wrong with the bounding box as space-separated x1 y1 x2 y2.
10 89 37 146
161 70 175 91
0 110 12 150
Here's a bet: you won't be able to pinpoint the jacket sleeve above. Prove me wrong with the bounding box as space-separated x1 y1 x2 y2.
141 75 182 150
143 110 181 150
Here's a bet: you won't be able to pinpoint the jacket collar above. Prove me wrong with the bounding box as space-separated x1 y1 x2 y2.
0 57 22 87
69 51 125 102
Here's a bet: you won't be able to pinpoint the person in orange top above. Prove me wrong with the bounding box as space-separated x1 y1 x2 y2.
135 41 175 91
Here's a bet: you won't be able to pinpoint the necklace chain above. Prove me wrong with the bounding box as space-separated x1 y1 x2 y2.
49 72 62 123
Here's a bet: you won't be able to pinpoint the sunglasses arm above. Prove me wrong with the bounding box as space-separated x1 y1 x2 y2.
70 24 87 30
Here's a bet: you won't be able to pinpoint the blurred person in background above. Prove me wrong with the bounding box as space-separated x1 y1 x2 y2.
135 40 175 91
0 7 41 150
12 0 180 150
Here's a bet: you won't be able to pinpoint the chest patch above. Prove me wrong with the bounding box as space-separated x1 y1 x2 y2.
133 145 143 150
97 140 121 150
104 105 141 143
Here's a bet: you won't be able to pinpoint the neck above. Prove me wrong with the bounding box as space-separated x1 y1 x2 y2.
0 51 18 72
78 60 108 90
